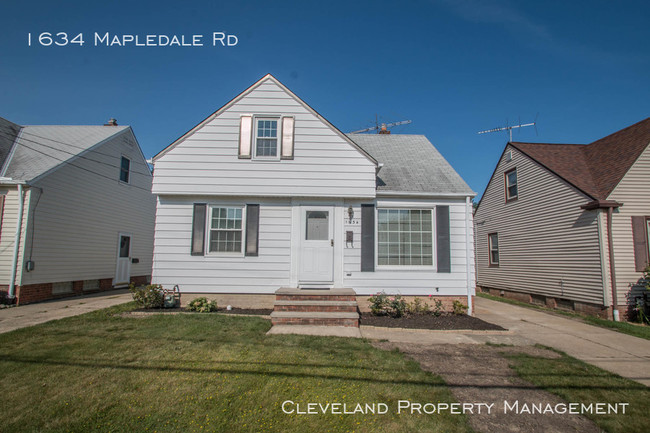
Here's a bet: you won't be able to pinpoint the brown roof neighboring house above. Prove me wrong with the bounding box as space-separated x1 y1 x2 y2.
511 117 650 201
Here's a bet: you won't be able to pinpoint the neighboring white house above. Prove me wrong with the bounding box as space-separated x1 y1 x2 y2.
151 74 476 312
474 117 650 320
0 117 156 304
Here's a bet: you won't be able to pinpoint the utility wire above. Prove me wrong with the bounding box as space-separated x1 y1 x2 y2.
0 129 153 178
0 135 154 193
0 124 150 166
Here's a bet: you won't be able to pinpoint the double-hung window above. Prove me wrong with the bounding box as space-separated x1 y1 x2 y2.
505 168 518 201
488 233 499 266
209 206 244 253
254 118 279 158
377 209 433 266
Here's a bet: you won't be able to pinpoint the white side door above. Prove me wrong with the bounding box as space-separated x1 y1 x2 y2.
114 233 132 286
299 206 334 284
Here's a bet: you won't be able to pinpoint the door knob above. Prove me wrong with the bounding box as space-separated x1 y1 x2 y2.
330 239 334 247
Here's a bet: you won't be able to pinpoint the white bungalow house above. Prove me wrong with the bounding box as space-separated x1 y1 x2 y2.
151 74 476 324
0 117 156 304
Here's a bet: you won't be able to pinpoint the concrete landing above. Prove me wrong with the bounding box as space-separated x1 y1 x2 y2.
267 325 362 338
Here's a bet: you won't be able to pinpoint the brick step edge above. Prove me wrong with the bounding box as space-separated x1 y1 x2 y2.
276 295 356 301
271 311 359 319
274 300 358 306
271 317 359 327
274 305 359 313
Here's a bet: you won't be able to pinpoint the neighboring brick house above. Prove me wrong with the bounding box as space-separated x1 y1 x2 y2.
0 117 156 304
474 117 650 320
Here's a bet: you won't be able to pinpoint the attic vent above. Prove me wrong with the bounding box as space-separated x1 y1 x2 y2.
505 151 512 162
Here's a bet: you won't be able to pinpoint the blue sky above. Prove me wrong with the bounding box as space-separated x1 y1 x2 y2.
1 0 648 197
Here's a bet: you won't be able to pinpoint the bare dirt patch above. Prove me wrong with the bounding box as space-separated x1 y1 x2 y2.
360 312 505 330
373 342 601 433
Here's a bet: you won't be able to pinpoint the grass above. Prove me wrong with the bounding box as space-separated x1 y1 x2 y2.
0 303 473 433
504 345 650 433
477 292 650 340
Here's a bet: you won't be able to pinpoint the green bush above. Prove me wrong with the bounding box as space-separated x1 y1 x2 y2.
368 292 408 318
186 297 218 313
432 299 443 317
129 284 164 309
452 300 468 315
407 297 431 315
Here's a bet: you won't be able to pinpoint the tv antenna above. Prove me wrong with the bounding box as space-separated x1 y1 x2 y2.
477 115 538 141
351 114 412 134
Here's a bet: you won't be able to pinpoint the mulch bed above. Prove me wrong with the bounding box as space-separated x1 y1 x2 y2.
360 312 506 331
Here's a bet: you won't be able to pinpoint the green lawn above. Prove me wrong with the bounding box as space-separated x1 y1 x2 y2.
477 292 650 340
0 304 472 433
505 345 650 433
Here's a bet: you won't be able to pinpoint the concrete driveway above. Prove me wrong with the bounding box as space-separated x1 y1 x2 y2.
0 290 132 334
474 296 650 386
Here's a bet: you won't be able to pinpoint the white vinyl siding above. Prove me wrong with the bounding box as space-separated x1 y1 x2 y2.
606 142 650 308
152 197 292 293
19 130 155 286
343 198 474 296
0 187 30 285
152 78 376 198
475 146 604 304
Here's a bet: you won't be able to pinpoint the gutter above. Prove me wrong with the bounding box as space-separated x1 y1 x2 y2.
465 196 473 315
8 183 26 300
377 191 477 198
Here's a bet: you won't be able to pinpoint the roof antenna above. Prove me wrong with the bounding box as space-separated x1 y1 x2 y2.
477 115 538 141
351 115 412 134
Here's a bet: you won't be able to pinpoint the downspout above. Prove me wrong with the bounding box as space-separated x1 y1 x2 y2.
8 184 25 300
465 196 473 316
606 207 619 321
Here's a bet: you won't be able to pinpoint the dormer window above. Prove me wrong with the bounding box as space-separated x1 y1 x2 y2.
254 118 279 158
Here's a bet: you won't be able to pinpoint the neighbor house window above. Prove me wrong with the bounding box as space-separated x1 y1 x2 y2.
120 156 130 183
209 207 244 253
377 209 433 266
254 118 279 158
488 233 499 266
505 168 518 201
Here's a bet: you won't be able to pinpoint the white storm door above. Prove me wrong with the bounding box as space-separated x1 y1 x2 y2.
114 233 132 286
299 207 334 283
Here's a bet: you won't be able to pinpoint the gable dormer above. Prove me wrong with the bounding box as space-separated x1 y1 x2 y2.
152 74 377 198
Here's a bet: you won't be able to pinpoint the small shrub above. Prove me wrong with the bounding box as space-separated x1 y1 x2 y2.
407 297 431 315
187 297 218 313
432 299 443 317
388 295 408 318
368 292 390 316
452 300 468 315
129 284 164 309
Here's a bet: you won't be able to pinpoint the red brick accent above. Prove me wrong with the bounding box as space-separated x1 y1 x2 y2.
271 317 359 327
274 304 358 313
276 294 356 302
13 275 150 305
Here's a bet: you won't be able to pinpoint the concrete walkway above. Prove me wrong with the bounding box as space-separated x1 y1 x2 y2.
474 297 650 386
0 290 132 334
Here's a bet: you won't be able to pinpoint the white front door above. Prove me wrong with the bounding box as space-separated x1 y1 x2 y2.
299 206 334 284
114 233 132 286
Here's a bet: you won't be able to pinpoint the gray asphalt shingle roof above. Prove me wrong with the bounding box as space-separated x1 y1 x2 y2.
0 121 127 181
348 134 474 195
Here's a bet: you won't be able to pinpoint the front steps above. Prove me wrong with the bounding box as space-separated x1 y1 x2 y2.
271 288 359 327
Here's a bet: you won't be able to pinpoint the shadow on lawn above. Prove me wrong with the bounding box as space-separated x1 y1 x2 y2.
1 355 644 391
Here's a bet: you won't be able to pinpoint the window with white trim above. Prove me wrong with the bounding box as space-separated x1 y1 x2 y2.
209 207 244 253
505 168 518 201
488 233 499 266
120 156 130 183
377 209 433 266
254 118 279 158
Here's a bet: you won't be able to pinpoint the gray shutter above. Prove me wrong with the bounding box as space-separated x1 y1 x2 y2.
191 203 206 256
239 115 252 159
632 216 648 272
361 204 375 272
245 204 260 256
436 206 451 273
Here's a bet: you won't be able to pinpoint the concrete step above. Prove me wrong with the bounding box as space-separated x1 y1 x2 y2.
275 287 357 302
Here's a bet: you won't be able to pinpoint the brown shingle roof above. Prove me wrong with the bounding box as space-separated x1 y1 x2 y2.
510 117 650 200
